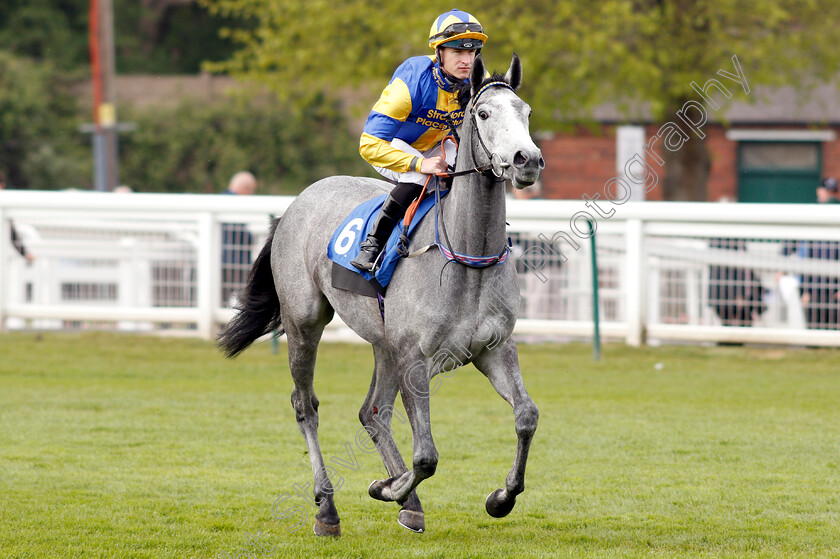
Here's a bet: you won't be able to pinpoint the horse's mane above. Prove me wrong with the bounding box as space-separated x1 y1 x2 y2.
456 72 509 109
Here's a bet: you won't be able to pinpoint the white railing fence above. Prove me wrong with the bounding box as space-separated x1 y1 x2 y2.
2 190 839 346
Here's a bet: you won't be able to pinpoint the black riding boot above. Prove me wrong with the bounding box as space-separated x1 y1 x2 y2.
351 182 424 272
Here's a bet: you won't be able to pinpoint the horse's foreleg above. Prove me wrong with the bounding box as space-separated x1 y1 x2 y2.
369 359 438 507
286 327 341 536
359 348 425 532
473 339 539 518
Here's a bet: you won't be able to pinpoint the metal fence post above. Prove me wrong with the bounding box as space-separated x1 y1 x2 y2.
588 219 601 361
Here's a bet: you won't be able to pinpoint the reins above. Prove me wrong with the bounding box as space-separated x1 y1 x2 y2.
396 81 515 270
432 167 511 270
438 115 495 180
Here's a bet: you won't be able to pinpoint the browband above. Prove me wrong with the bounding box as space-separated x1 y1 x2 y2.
472 81 515 105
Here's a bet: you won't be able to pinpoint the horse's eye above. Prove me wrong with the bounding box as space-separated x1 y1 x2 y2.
478 110 489 120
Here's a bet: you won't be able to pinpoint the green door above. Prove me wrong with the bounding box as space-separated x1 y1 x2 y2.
737 141 821 203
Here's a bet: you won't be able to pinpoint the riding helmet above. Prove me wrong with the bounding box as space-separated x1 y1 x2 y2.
428 9 487 51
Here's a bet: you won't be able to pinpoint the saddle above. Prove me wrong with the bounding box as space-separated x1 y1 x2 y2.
327 189 448 299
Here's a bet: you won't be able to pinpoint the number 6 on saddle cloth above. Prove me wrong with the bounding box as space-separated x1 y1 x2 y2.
327 185 449 299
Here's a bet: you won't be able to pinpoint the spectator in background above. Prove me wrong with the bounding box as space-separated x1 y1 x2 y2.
799 240 840 329
798 177 840 329
0 170 34 262
816 176 840 204
221 172 257 306
708 237 765 326
225 171 257 196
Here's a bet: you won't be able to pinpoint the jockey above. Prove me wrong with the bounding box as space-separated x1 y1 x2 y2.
351 9 487 272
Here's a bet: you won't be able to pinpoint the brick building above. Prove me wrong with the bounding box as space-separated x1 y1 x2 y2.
538 83 840 203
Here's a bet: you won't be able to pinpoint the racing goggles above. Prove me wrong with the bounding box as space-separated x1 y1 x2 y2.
431 22 484 42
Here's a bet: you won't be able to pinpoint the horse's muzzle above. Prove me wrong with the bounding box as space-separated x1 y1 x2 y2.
512 148 545 188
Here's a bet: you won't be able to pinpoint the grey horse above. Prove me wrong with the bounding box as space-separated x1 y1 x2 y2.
219 54 543 536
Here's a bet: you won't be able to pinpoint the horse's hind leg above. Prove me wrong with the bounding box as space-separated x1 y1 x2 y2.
359 346 425 532
472 338 539 518
285 318 341 536
366 355 439 507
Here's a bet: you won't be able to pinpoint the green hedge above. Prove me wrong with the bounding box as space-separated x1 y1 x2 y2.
0 51 88 190
118 93 373 195
0 51 373 194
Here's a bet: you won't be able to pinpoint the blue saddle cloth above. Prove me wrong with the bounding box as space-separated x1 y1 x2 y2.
327 190 448 291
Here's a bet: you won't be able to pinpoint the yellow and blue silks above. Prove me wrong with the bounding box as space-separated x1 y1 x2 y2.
359 55 465 174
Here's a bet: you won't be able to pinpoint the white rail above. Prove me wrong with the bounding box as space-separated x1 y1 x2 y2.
2 190 839 346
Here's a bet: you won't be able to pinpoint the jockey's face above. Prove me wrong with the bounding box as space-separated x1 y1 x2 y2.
439 47 476 80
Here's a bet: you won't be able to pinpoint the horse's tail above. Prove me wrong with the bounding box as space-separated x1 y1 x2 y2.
218 218 283 358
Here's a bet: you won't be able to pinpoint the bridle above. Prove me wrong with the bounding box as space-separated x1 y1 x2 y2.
399 81 518 270
441 81 516 181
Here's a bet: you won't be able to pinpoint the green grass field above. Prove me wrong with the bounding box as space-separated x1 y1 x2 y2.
1 332 839 558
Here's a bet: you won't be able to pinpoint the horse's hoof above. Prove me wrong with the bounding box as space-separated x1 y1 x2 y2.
397 509 425 533
313 518 341 537
368 479 394 502
485 488 517 518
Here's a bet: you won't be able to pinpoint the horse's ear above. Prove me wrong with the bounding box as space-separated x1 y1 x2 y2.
470 55 485 97
505 53 523 90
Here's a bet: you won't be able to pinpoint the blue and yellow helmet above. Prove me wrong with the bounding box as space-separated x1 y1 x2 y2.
428 9 487 51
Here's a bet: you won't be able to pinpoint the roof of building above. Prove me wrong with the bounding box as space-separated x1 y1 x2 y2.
583 83 840 125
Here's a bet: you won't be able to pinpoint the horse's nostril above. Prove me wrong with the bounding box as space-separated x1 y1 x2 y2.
538 156 546 169
513 151 528 166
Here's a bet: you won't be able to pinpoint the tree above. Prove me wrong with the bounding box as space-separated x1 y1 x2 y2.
539 0 840 200
0 52 88 189
116 0 243 74
118 93 370 194
203 0 840 200
0 0 90 71
0 0 239 74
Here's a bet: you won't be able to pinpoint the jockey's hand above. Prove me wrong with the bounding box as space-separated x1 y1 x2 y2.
420 156 449 175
